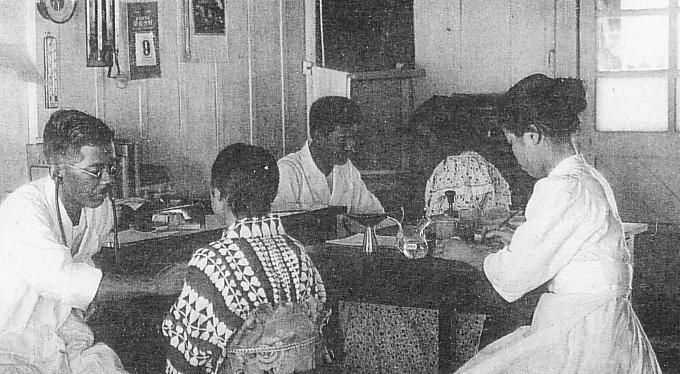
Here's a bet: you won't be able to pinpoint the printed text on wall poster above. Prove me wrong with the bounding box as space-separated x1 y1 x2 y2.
127 2 161 80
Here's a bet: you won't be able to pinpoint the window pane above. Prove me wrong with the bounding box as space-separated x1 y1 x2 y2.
597 0 668 10
596 77 668 131
598 16 668 71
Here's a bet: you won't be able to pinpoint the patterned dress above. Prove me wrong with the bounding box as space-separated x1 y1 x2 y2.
425 151 511 217
162 216 326 374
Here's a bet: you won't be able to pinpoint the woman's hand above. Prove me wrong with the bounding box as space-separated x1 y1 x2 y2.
432 238 489 271
483 227 514 247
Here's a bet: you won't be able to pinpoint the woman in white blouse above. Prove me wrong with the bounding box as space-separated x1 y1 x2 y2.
435 73 661 373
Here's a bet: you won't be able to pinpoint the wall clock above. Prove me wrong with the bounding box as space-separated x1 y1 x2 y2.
37 0 77 24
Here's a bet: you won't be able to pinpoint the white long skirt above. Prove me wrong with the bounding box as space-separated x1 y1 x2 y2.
455 293 662 374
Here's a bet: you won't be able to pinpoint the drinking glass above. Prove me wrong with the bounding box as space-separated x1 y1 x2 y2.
396 217 431 259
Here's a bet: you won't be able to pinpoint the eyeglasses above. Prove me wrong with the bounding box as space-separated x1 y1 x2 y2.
64 163 119 180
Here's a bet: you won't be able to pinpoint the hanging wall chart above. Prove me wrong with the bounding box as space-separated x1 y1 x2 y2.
127 2 161 80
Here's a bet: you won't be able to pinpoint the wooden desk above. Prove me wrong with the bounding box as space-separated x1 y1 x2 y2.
307 244 511 371
90 220 649 373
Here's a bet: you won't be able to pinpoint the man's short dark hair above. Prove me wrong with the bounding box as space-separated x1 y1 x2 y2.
211 143 279 218
309 96 362 139
43 109 115 163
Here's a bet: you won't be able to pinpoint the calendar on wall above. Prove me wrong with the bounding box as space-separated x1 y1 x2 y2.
127 2 161 80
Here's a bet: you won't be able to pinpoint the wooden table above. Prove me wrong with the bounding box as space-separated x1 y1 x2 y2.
307 243 519 371
90 219 649 373
92 237 503 372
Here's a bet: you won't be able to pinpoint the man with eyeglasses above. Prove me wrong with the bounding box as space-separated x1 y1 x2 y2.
0 110 184 373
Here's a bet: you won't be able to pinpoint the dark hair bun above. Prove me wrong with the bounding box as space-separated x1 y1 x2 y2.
502 74 586 138
550 78 587 117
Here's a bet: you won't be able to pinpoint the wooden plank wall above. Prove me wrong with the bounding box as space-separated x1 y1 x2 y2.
0 2 31 196
29 0 307 197
413 0 566 102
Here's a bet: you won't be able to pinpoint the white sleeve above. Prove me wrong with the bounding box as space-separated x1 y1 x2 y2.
350 168 384 214
271 159 305 212
0 194 102 310
483 176 603 302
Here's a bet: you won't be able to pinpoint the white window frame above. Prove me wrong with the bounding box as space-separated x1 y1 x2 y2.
583 1 679 133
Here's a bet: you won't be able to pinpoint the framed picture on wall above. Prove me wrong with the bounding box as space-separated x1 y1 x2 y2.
192 0 225 35
181 0 229 62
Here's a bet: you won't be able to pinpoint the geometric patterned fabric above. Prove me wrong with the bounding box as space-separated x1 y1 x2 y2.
162 215 327 374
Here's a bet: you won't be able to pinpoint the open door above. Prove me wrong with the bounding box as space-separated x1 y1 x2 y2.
303 0 352 139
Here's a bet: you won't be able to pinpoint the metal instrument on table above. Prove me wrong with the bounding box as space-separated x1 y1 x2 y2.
444 190 459 219
343 213 386 254
115 140 141 198
343 208 403 254
432 190 461 242
431 190 490 243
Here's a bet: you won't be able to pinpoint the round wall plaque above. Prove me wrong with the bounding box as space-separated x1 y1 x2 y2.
37 0 77 24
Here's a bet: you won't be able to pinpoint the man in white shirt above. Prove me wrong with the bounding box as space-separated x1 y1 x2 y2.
0 110 183 373
271 96 384 214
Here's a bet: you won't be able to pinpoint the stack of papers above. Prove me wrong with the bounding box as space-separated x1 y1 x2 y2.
326 233 398 249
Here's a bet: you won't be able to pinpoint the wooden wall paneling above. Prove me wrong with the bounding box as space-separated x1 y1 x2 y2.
220 0 255 148
554 0 579 78
509 0 555 83
459 0 511 92
144 0 209 196
413 0 460 102
101 81 144 140
0 1 30 193
281 0 308 155
56 1 98 116
596 156 680 224
216 61 253 147
171 63 218 195
248 0 284 157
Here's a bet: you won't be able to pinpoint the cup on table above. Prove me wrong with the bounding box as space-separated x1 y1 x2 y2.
397 224 428 259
